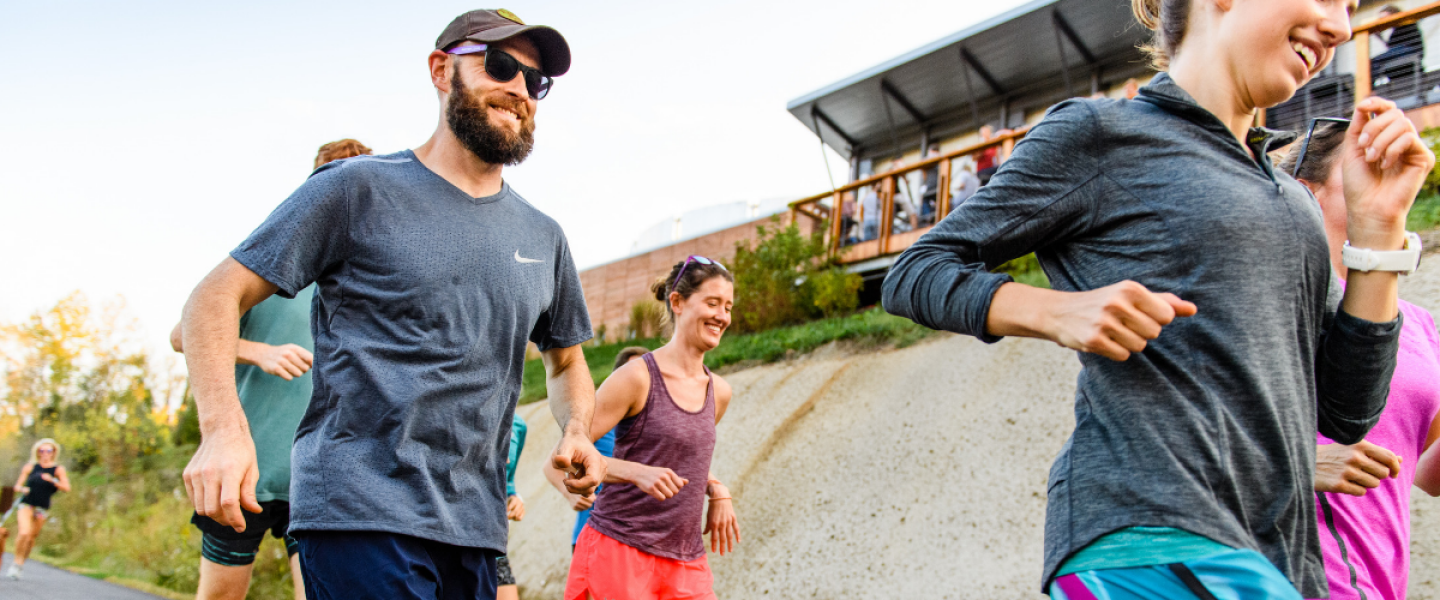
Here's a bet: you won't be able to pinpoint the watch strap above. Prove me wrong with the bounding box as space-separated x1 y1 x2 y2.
1342 231 1423 275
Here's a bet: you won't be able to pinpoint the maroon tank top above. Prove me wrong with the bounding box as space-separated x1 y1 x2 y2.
586 353 716 561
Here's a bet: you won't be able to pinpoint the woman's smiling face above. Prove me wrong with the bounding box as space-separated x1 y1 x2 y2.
673 277 733 351
1212 0 1354 108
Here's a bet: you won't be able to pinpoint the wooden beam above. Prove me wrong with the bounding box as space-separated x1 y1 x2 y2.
879 176 896 254
811 106 857 148
794 206 826 223
959 47 1005 96
1356 33 1372 102
787 127 1030 210
1352 1 1440 34
880 79 927 124
1052 11 1097 65
1051 13 1074 98
936 157 953 218
1352 0 1440 104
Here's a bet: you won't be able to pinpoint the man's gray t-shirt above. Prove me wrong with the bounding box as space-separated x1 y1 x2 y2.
230 150 592 550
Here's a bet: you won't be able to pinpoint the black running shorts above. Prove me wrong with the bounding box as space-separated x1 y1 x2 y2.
191 500 298 567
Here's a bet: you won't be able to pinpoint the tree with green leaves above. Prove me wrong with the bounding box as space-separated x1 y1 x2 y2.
0 292 179 474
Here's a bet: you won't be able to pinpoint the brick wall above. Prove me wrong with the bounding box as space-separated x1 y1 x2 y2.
579 212 818 339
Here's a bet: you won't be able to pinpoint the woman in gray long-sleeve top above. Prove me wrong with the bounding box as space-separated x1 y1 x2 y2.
881 0 1433 598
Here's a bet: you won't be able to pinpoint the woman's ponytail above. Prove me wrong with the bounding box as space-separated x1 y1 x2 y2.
1131 0 1189 70
1131 0 1161 30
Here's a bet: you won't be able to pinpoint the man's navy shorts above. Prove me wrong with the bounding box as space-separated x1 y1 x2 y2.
295 530 499 600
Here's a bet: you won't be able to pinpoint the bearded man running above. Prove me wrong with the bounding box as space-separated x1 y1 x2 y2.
178 9 606 600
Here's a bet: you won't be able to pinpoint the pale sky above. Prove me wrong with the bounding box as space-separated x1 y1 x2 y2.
1 0 1030 360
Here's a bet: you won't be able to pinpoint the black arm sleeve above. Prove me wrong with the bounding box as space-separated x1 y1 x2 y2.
1316 308 1402 444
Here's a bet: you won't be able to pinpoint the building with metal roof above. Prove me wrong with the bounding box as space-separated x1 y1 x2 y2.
785 0 1153 176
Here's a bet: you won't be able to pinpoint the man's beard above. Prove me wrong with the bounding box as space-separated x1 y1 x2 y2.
447 65 535 166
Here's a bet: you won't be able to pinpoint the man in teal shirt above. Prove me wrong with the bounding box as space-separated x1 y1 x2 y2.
171 139 371 600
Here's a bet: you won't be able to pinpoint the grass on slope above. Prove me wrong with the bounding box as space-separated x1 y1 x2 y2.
702 307 936 371
520 308 935 403
1409 192 1440 232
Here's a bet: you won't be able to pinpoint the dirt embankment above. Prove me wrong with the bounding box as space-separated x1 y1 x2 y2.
507 258 1440 599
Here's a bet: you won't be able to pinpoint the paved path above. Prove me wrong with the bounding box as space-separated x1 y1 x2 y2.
0 553 165 600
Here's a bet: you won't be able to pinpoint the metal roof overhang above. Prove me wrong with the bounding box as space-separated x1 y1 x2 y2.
787 0 1153 162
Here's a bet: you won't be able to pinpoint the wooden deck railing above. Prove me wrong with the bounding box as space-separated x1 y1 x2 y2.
1354 1 1440 101
793 2 1440 266
788 128 1029 264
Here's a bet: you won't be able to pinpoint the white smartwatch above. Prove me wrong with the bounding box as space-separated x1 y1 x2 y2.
1341 231 1423 275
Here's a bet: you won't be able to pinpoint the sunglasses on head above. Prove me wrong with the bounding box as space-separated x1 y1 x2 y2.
446 44 553 100
673 255 728 290
1292 117 1351 178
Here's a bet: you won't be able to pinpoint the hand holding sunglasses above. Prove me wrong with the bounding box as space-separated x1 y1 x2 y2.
447 44 553 100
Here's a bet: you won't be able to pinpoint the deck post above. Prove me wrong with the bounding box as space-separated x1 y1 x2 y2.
1356 33 1372 102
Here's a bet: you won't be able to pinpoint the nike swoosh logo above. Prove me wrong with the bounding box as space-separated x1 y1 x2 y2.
514 250 543 264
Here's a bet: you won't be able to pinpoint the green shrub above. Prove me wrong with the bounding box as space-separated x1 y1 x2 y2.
807 267 863 318
171 388 200 447
1422 127 1440 197
730 218 827 332
1409 192 1440 232
730 217 864 332
628 300 666 339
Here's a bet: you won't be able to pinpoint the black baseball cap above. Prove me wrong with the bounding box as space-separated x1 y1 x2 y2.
435 9 572 77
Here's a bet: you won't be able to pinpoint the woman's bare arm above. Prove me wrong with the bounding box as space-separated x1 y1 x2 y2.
50 466 71 493
590 359 649 442
13 463 32 492
713 375 731 425
172 320 312 381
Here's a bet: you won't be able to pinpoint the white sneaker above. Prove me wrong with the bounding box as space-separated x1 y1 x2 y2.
6 563 20 580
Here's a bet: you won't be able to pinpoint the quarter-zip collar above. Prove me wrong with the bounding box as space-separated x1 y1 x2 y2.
1136 73 1298 186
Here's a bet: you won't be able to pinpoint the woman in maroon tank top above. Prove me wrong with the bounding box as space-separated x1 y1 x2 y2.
564 256 739 600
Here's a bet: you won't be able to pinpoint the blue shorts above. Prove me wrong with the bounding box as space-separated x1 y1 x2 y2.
1049 549 1303 600
295 531 499 600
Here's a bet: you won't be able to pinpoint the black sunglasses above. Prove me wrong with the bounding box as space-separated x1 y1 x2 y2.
1292 117 1351 178
446 44 553 100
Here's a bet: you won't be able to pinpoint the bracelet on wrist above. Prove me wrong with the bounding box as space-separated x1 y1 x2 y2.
708 496 732 502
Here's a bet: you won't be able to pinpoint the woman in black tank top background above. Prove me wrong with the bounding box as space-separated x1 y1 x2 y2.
6 438 70 580
560 256 739 600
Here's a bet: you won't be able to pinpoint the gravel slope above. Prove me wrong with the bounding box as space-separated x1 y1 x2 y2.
506 257 1440 599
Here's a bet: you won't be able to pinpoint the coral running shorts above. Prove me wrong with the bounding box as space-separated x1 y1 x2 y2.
565 525 715 600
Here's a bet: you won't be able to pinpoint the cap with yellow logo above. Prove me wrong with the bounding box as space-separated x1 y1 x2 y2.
435 9 571 76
